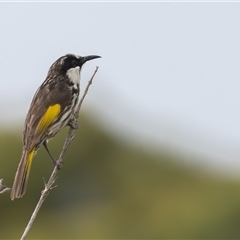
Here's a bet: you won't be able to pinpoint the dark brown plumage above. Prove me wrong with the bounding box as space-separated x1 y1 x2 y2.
11 54 101 200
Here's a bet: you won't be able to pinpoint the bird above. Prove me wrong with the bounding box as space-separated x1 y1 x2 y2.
10 53 101 200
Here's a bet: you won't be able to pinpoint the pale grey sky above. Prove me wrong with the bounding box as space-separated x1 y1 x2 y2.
1 2 240 175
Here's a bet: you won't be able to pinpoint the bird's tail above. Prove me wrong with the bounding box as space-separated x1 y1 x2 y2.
10 148 35 200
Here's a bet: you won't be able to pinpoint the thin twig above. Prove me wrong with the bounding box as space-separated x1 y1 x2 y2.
0 179 10 194
76 66 99 115
20 66 99 240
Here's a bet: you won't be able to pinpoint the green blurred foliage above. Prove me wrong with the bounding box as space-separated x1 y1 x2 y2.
1 114 240 239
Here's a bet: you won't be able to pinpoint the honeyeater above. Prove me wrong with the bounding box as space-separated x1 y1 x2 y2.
10 53 101 200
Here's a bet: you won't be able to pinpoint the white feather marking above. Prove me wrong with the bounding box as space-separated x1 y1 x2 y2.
66 66 80 84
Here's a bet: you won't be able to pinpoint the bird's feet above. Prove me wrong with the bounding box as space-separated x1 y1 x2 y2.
68 119 79 130
53 159 63 170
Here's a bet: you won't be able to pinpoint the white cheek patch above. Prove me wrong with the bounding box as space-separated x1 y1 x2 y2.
66 66 80 84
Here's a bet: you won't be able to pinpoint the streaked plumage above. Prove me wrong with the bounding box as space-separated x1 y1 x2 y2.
11 53 101 200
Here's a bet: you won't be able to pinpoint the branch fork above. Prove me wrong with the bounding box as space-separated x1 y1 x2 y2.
0 179 10 194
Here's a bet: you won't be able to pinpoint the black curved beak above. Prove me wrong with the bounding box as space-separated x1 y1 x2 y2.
81 55 101 65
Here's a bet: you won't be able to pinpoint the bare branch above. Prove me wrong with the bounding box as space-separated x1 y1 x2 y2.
0 179 10 194
76 66 99 115
20 66 100 240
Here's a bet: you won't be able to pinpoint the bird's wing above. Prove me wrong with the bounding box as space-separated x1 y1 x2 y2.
23 80 72 150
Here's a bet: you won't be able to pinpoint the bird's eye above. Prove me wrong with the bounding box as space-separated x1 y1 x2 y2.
72 59 78 67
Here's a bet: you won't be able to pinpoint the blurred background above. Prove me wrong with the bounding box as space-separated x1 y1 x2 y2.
2 2 240 239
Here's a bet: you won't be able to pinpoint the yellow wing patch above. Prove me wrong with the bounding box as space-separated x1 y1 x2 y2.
36 104 61 134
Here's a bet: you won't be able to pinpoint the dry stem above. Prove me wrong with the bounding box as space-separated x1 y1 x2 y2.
0 179 10 194
20 66 99 240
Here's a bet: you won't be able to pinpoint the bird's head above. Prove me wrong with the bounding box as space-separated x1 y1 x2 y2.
47 54 101 84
